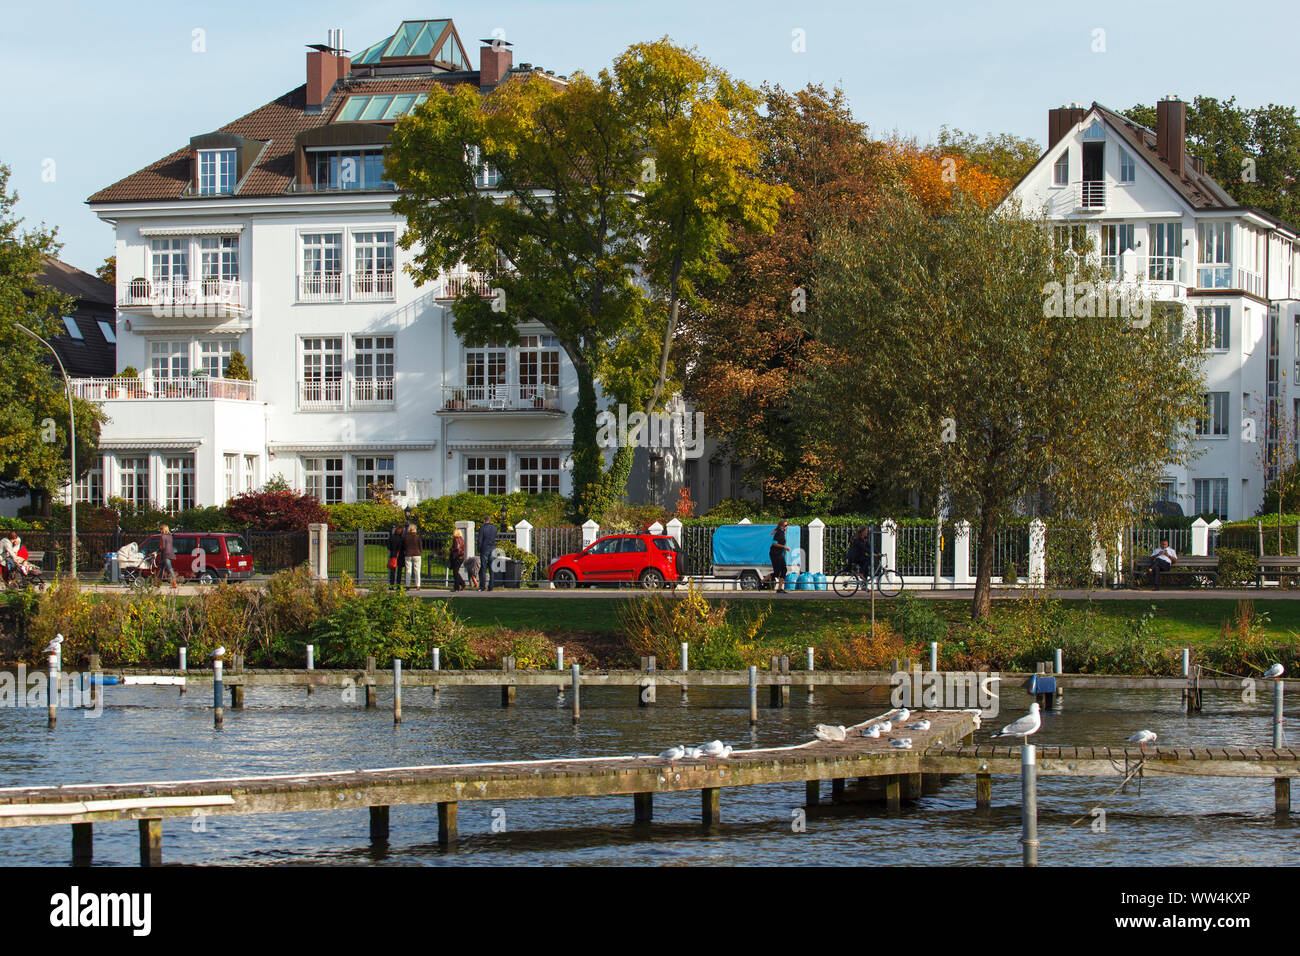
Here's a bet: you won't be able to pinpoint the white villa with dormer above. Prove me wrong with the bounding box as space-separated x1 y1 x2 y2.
1009 98 1300 520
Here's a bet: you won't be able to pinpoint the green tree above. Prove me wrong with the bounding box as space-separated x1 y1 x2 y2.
935 126 1041 189
0 163 104 508
387 40 783 521
1123 97 1300 224
808 194 1205 618
95 255 115 288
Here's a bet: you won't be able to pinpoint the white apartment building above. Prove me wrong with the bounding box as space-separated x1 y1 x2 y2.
1009 98 1300 520
77 19 626 511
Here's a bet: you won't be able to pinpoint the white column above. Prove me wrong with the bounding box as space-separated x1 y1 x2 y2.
954 520 973 585
647 521 664 535
1029 518 1046 586
881 519 897 572
1208 519 1222 553
665 517 683 545
308 522 328 580
514 519 533 554
456 520 476 558
581 518 600 548
1191 517 1209 556
807 518 825 575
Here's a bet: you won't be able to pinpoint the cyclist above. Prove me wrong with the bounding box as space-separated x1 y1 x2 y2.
845 526 872 582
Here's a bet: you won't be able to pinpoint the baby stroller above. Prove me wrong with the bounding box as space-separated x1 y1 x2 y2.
113 542 157 590
2 550 45 592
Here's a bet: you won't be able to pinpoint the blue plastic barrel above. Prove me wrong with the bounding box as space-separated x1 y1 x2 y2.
784 572 799 590
796 572 813 590
813 572 827 591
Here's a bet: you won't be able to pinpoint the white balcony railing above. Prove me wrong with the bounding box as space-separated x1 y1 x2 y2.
70 375 257 401
1078 180 1106 210
440 383 560 413
120 277 246 313
298 379 345 410
1101 253 1192 287
352 377 396 405
437 272 495 299
351 271 395 302
298 273 344 303
1236 268 1264 297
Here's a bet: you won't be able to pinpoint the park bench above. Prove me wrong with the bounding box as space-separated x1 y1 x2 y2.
1255 555 1300 588
1134 554 1218 588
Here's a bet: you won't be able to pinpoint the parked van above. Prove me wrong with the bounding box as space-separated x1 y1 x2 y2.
139 532 254 584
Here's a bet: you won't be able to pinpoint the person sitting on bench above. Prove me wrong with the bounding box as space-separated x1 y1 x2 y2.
1150 539 1178 590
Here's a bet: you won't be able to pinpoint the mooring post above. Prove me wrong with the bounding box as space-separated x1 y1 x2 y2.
805 779 820 807
807 646 815 703
930 642 939 672
976 773 992 809
365 656 377 709
1273 678 1285 749
1181 647 1189 707
571 663 580 722
46 652 57 728
431 647 440 698
501 656 516 707
639 656 656 706
369 805 390 843
1021 744 1039 867
71 822 93 864
230 681 244 710
393 658 402 725
680 643 689 704
556 646 564 701
748 665 758 725
87 653 100 709
884 775 901 811
901 773 923 800
780 655 791 706
701 788 720 827
437 801 458 846
769 656 782 708
1276 778 1291 816
634 791 653 824
831 778 845 802
138 818 162 867
306 643 314 696
178 646 187 696
212 654 224 728
1054 647 1064 708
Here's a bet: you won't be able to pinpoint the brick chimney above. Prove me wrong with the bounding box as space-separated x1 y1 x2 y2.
479 39 513 89
1047 103 1087 149
307 28 351 111
1156 96 1186 176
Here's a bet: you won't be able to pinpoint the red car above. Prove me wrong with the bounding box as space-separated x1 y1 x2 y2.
548 533 684 589
139 532 255 584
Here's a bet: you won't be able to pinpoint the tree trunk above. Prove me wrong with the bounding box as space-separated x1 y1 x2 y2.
644 229 686 418
569 357 602 520
971 510 998 620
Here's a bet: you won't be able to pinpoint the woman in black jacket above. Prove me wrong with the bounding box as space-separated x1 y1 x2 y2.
387 524 404 587
769 519 791 592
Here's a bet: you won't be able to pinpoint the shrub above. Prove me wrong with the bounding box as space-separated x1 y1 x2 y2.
470 628 553 668
1215 548 1256 588
888 593 948 646
311 589 475 668
227 489 329 531
617 584 767 669
412 492 567 536
326 501 405 532
820 620 917 670
493 540 539 581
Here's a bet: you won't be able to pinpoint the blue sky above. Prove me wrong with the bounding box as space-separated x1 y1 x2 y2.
3 0 1297 273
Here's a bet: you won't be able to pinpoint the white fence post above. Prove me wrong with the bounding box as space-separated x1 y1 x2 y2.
581 518 600 548
881 519 897 573
647 521 664 535
514 519 533 554
456 520 476 558
954 520 972 585
1029 518 1046 586
1191 517 1209 557
1208 519 1222 554
665 517 683 545
807 518 825 576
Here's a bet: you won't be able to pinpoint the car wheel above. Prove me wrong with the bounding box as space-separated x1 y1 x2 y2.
739 570 762 591
197 570 219 586
639 568 665 590
553 569 577 589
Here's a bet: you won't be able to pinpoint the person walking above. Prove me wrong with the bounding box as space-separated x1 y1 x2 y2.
769 519 791 593
158 524 178 588
477 517 498 591
402 522 423 590
448 528 466 592
386 523 404 588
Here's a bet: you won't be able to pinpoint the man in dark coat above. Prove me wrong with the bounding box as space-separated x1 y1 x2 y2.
477 518 498 591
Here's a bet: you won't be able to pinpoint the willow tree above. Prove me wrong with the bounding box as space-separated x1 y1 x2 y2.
387 40 783 520
808 194 1204 617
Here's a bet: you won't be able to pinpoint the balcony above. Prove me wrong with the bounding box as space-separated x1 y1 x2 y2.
1102 252 1193 291
438 383 561 415
351 271 395 302
119 277 246 316
1077 180 1106 211
298 380 345 411
436 272 495 300
352 377 396 408
1236 268 1264 297
70 375 258 401
298 274 344 303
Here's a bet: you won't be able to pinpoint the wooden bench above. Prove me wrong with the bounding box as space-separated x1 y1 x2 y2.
1256 556 1300 588
27 550 44 569
1134 554 1218 587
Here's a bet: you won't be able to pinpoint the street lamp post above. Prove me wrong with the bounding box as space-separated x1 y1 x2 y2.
14 322 76 578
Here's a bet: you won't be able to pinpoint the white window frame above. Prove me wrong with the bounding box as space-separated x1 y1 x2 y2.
465 455 508 495
118 456 150 508
1118 148 1135 184
353 335 395 404
355 456 395 502
1195 392 1230 438
150 238 188 285
517 455 560 495
199 235 240 284
163 455 195 512
303 456 344 505
224 454 237 502
243 455 257 494
299 232 344 302
1052 150 1069 186
150 340 190 380
1193 478 1229 519
1197 222 1232 289
198 148 237 195
351 231 395 300
75 458 104 506
199 339 235 378
1196 306 1230 352
300 336 344 408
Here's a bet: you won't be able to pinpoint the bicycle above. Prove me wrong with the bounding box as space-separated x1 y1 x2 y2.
831 557 903 598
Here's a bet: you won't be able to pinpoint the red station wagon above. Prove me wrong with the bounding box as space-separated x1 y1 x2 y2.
548 533 684 588
139 532 255 584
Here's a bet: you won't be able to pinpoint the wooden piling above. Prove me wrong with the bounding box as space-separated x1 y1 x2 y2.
46 654 57 728
806 646 815 703
501 656 516 707
769 656 781 708
901 773 923 800
781 655 791 706
212 658 223 728
393 659 402 725
749 665 758 725
437 801 458 846
1021 744 1039 867
1276 778 1291 816
87 653 100 709
634 792 653 824
701 788 720 826
976 773 992 809
884 775 901 811
431 647 439 697
230 684 245 709
178 646 186 696
922 773 941 795
556 646 564 701
369 805 389 842
365 656 377 709
138 818 161 867
805 780 819 807
639 656 655 706
571 663 580 722
306 644 314 696
71 823 92 864
831 778 845 802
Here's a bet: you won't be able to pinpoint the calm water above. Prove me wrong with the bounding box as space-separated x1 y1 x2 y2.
0 681 1295 866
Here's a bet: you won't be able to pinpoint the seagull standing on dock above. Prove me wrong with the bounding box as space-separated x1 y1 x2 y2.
861 724 881 738
814 724 848 742
891 738 913 749
210 646 226 660
42 635 64 656
1127 730 1158 753
700 740 730 758
894 708 911 724
906 720 932 731
1264 663 1285 680
990 703 1041 744
659 745 686 762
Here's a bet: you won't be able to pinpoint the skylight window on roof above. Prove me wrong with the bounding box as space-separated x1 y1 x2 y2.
337 93 428 122
358 96 394 121
436 36 469 70
61 316 83 340
97 320 116 343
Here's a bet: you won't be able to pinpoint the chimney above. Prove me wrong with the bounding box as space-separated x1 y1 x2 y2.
1047 103 1087 149
306 28 351 111
1156 96 1186 176
479 39 513 89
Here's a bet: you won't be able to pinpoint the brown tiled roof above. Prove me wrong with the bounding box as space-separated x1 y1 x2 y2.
39 256 114 306
87 75 475 204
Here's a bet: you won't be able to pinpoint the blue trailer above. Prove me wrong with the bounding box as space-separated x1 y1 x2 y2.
711 524 802 590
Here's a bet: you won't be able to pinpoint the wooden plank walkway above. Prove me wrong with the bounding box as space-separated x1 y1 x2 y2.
919 744 1300 778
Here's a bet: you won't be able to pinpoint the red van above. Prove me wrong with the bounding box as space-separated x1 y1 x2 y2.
548 533 684 588
139 532 254 584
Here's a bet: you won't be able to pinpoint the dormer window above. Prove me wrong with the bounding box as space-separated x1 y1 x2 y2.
309 147 390 190
1053 150 1069 186
198 149 237 194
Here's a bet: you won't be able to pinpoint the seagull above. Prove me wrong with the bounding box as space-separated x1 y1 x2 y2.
814 724 848 742
990 703 1042 744
700 740 728 757
683 746 704 759
894 708 911 723
659 745 686 762
891 738 913 749
1127 730 1158 753
209 646 226 659
1264 663 1285 680
861 724 881 738
42 636 64 655
907 719 932 731
876 721 892 733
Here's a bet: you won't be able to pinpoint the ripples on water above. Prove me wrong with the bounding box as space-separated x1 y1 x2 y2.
0 683 1295 866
